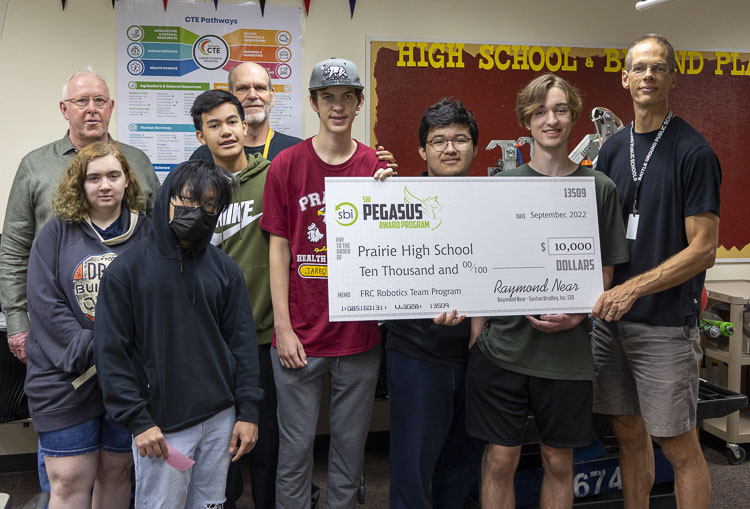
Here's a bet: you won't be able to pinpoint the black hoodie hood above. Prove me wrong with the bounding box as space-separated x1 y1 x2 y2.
94 162 263 435
149 161 215 259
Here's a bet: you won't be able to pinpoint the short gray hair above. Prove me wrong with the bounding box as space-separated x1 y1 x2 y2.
61 67 109 100
625 34 676 72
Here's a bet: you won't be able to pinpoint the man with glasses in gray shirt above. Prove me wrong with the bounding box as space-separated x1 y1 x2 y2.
0 68 159 364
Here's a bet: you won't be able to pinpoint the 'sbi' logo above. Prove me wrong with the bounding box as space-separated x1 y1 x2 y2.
334 202 358 226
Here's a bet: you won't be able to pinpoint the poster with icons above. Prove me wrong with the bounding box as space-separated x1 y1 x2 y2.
116 0 302 180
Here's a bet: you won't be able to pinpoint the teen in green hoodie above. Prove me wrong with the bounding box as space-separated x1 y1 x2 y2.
191 89 289 509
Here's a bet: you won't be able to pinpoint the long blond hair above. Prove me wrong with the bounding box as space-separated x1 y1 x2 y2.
52 142 143 223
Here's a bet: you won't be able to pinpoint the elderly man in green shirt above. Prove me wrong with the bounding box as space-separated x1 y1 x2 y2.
0 68 159 363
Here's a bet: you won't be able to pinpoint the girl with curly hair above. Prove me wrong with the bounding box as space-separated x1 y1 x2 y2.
25 141 150 508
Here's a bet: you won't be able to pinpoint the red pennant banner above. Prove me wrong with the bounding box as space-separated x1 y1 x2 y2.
260 0 266 16
349 0 356 18
304 0 311 15
163 0 168 11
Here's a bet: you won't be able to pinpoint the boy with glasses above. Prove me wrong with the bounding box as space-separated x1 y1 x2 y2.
384 98 485 509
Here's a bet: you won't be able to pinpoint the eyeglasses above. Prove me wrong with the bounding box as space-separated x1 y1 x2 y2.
174 196 218 216
426 136 472 152
627 63 671 76
64 96 110 109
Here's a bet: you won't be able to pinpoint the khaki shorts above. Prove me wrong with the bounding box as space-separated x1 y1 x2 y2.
592 319 702 437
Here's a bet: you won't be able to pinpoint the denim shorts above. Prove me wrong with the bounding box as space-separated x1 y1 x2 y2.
38 414 132 457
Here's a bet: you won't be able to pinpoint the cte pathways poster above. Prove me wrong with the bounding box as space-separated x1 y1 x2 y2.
116 0 302 178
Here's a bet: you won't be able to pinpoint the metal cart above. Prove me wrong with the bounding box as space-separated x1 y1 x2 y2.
701 279 750 464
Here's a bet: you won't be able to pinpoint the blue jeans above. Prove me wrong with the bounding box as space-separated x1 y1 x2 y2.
38 415 132 456
37 447 50 494
387 349 483 509
133 406 235 509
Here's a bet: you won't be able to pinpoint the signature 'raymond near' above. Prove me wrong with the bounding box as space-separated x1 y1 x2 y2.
493 278 580 298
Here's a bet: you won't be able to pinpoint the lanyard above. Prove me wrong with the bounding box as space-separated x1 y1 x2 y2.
262 128 274 159
629 110 672 214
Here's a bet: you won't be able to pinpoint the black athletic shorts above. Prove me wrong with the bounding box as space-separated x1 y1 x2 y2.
465 345 593 448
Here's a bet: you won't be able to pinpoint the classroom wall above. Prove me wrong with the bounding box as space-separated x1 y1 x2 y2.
0 0 747 278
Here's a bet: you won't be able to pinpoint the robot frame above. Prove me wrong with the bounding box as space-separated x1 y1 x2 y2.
486 107 624 176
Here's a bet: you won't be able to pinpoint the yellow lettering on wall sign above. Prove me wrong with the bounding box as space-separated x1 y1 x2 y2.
396 42 415 67
714 52 731 75
446 43 465 68
675 50 687 74
730 52 748 76
495 45 511 70
676 51 704 75
528 46 545 71
397 41 465 70
512 45 530 70
396 42 429 68
478 44 494 70
545 46 562 72
561 47 577 71
687 51 704 75
604 49 623 72
416 42 429 67
429 43 445 68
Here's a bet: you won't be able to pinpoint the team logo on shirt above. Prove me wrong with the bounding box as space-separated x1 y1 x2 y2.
307 222 324 243
71 252 118 321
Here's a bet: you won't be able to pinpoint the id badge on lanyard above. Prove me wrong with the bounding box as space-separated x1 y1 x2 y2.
626 213 639 240
627 180 641 241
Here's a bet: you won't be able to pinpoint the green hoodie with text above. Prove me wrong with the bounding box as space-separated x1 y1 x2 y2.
212 153 273 345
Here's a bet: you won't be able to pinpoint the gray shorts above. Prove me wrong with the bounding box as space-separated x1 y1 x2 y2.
592 319 702 437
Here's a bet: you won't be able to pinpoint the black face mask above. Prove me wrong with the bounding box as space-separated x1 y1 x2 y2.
169 205 218 243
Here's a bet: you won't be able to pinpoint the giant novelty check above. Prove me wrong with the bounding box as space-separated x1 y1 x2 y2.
326 177 604 321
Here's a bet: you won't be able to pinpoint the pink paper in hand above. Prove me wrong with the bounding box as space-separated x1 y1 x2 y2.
165 444 195 471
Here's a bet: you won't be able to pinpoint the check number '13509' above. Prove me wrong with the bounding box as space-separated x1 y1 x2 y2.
564 187 587 198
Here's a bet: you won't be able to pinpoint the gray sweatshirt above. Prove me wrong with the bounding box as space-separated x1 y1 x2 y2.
0 132 159 335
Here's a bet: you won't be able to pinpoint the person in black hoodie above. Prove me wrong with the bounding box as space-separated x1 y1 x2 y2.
94 160 263 508
385 98 485 509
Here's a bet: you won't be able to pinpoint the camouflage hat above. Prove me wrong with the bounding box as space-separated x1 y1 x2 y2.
309 57 364 91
